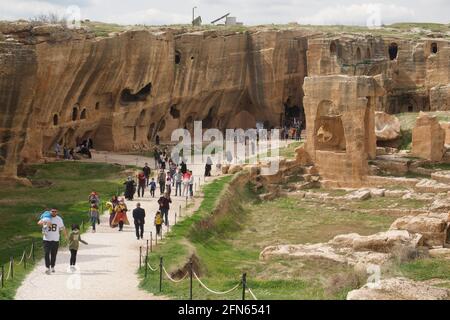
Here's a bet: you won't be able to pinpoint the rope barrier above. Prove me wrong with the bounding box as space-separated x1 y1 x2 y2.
27 243 34 260
5 261 12 281
147 262 158 272
247 287 258 300
162 266 189 283
15 251 26 266
192 271 240 295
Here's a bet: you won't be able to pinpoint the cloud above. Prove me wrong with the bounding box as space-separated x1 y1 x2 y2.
298 3 416 26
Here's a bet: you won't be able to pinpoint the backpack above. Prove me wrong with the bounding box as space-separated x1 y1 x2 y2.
155 214 163 225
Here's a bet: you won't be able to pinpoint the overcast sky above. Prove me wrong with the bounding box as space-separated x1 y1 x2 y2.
0 0 448 26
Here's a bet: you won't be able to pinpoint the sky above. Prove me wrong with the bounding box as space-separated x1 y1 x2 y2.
0 0 448 26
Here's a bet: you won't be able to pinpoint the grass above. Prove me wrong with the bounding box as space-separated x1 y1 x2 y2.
421 163 450 171
0 161 129 300
140 176 402 300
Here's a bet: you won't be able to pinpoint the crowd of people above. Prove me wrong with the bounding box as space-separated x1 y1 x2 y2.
54 138 94 160
36 145 211 275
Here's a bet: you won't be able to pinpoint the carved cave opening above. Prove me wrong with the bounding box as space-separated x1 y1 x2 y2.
72 107 78 121
53 114 58 126
431 43 438 54
330 41 337 55
120 82 152 104
314 100 346 152
147 123 155 141
170 105 180 119
175 50 181 64
388 43 398 61
80 108 87 120
356 47 362 61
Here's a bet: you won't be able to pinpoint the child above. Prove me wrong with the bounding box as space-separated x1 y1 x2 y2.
149 178 156 198
38 210 52 235
154 211 164 236
89 204 99 233
68 224 88 271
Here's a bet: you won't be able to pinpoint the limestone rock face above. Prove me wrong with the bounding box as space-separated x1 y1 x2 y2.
389 213 449 247
347 277 449 300
440 122 450 145
375 111 401 141
412 112 445 161
0 25 309 180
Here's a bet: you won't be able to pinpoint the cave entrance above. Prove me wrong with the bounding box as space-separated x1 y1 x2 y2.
80 108 87 120
175 50 181 64
53 114 59 126
330 41 337 55
120 83 152 104
388 43 398 60
72 107 78 121
93 119 114 151
366 48 371 59
356 47 362 61
170 105 180 119
431 43 438 54
314 100 346 152
283 98 304 129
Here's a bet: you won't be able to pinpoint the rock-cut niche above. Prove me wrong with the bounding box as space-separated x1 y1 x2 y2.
314 100 346 152
120 83 152 104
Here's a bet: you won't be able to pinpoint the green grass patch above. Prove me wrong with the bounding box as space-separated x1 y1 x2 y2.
0 161 127 299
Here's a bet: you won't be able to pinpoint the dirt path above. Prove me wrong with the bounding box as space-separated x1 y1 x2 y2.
15 153 216 300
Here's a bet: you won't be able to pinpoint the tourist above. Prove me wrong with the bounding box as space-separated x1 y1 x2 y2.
63 146 70 160
165 172 172 196
205 156 212 177
68 224 88 271
112 199 129 231
174 169 182 196
154 148 160 169
149 178 156 198
158 192 172 227
158 169 166 195
132 203 146 240
38 208 67 275
89 191 100 207
89 204 99 233
105 201 115 227
182 170 190 197
155 135 160 145
137 171 146 198
54 142 61 159
180 160 187 174
111 195 119 209
169 161 177 185
124 176 136 201
143 162 151 186
189 170 194 197
154 211 164 236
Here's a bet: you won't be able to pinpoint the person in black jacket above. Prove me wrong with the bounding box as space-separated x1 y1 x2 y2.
132 203 146 240
143 163 151 186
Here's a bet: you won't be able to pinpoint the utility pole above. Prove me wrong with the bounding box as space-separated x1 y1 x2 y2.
192 6 197 26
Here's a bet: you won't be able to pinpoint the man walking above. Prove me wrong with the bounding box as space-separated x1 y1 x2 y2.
137 172 146 198
132 203 146 240
38 208 67 275
174 169 182 196
158 169 166 195
158 192 172 227
143 162 151 186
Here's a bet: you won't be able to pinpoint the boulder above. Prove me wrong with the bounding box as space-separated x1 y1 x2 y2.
31 24 65 35
415 179 450 193
431 171 450 184
390 213 449 247
429 197 450 212
369 188 385 197
347 277 449 300
429 248 450 259
345 189 371 201
440 122 450 145
221 165 230 174
375 112 401 141
228 165 243 174
412 113 445 161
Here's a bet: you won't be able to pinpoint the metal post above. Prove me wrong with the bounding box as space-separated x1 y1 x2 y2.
1 265 3 288
155 231 158 246
139 246 142 269
150 232 153 252
24 251 27 270
179 205 182 217
146 240 149 256
185 196 188 207
242 273 247 300
159 257 163 292
175 212 177 225
160 227 163 240
32 240 35 263
10 257 13 280
189 259 193 300
144 255 148 278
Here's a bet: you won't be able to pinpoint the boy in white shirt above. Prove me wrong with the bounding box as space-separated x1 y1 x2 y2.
38 208 68 275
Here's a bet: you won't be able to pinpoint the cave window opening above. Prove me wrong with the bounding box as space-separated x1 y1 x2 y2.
72 107 78 121
388 43 398 60
175 50 181 64
366 48 371 59
120 82 152 104
95 102 100 110
330 41 337 55
133 126 137 141
170 105 180 119
53 114 59 126
356 47 362 62
431 43 438 54
408 105 413 112
80 108 87 120
191 56 194 60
